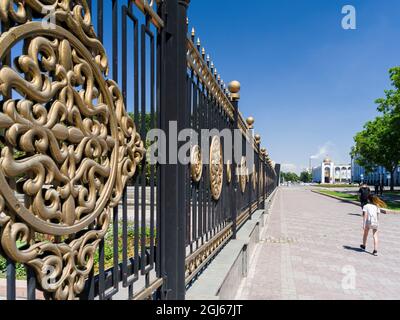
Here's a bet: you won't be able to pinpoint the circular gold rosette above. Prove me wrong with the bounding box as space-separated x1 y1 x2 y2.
190 145 202 182
209 136 223 201
0 1 145 300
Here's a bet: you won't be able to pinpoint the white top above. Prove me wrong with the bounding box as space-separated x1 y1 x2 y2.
363 204 380 226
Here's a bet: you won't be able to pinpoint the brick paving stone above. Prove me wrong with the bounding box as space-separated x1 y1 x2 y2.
238 187 400 300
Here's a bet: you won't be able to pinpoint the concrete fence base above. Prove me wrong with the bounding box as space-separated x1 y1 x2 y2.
186 189 278 300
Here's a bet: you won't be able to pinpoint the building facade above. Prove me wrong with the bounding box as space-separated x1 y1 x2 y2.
312 158 351 184
351 159 400 186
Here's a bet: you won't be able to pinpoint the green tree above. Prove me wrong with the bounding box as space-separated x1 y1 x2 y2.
299 171 312 183
352 67 400 191
375 67 400 116
281 172 300 183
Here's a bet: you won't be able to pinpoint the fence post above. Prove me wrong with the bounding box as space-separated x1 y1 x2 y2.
247 118 254 220
275 164 281 189
159 0 190 300
262 150 267 209
255 138 261 210
229 81 240 239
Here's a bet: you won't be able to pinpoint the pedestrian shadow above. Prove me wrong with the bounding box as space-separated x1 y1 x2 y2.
343 245 364 253
348 213 362 217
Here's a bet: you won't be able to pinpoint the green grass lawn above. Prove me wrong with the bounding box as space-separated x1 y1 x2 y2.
315 190 400 212
317 190 358 201
385 191 400 196
1 224 155 280
314 184 355 189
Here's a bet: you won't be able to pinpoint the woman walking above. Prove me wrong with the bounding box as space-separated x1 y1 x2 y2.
360 195 387 256
358 183 371 213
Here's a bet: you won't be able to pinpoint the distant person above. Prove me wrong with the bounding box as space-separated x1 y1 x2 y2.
374 181 379 195
379 181 384 196
358 183 371 210
360 195 387 256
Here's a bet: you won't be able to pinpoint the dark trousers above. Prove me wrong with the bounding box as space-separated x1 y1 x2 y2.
361 201 368 209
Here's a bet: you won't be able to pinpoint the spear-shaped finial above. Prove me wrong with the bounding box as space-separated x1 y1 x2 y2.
191 27 195 41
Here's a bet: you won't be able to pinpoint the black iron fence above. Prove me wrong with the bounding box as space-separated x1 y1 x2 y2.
0 0 279 300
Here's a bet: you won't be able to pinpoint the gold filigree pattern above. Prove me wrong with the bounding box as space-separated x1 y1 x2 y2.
259 165 264 191
252 165 257 191
185 225 232 281
209 136 223 201
190 145 202 183
226 160 232 184
0 0 108 74
239 157 247 194
0 1 144 300
133 0 164 29
187 39 235 119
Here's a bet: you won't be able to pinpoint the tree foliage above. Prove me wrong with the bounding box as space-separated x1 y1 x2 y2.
352 67 400 190
281 172 300 183
299 171 312 183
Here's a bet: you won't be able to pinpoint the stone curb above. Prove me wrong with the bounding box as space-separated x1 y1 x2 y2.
312 190 399 215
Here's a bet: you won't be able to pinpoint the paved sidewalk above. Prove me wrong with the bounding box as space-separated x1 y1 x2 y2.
237 187 400 300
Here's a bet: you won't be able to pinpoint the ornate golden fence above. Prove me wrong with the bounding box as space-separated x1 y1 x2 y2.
0 0 279 300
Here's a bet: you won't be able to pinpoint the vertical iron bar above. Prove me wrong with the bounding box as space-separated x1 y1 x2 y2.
149 28 156 268
231 99 239 239
6 259 16 300
159 0 189 300
112 1 119 294
140 24 146 275
98 240 105 300
26 266 36 300
97 0 104 42
96 0 105 300
156 2 163 282
133 8 140 280
121 3 128 288
248 136 252 219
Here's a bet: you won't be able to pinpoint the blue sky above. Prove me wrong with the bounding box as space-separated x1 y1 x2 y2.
187 0 400 173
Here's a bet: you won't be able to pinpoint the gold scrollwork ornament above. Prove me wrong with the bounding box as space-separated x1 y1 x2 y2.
190 145 203 182
239 157 247 194
252 165 257 191
0 3 145 300
226 160 232 184
209 136 223 201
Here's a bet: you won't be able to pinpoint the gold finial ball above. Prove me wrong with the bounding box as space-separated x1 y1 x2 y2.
228 80 241 94
246 116 255 128
255 134 261 143
261 148 266 155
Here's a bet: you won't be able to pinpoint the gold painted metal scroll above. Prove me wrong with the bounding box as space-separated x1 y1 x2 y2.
0 0 145 300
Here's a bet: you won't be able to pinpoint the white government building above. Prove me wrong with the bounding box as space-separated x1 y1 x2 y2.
312 158 352 184
351 158 400 186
